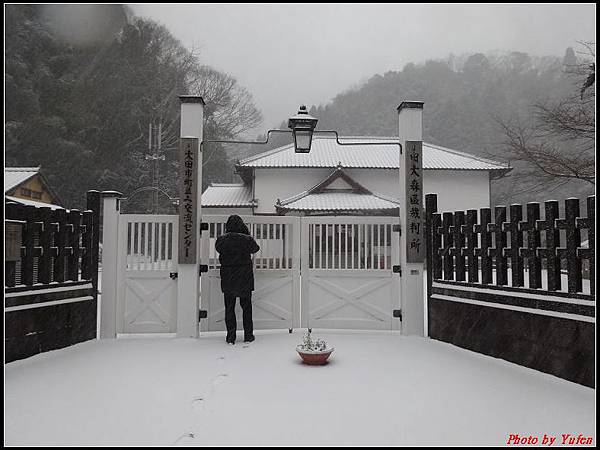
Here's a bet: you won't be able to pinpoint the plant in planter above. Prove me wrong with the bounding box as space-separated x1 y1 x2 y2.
296 330 334 365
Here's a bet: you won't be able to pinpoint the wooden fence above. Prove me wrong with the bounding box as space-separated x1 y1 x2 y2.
4 191 101 363
425 194 595 388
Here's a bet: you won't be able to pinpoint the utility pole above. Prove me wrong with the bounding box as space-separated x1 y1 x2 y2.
146 123 165 214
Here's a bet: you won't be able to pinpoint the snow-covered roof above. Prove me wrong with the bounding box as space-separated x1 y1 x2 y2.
5 195 65 210
4 167 40 193
201 183 254 207
238 136 509 171
276 165 400 212
277 192 399 212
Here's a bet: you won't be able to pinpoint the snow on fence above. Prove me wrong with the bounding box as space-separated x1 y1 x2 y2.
4 191 101 363
123 217 177 271
205 220 293 270
425 194 595 388
204 221 393 271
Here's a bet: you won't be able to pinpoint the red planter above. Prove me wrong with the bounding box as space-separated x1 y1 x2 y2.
296 346 334 365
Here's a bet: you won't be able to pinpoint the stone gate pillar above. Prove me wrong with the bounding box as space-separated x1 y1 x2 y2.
178 95 205 338
398 101 425 336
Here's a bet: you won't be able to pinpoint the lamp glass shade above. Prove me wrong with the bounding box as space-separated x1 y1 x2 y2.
288 105 318 153
293 128 313 153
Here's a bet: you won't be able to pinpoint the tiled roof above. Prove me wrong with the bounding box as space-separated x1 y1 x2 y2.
4 167 40 193
5 195 65 210
238 136 509 171
277 192 399 212
201 183 253 207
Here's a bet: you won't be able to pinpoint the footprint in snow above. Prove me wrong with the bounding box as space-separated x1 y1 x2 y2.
174 432 196 445
212 373 229 387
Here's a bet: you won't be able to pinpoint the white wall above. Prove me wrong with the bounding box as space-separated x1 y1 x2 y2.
423 170 490 213
202 207 252 216
253 168 331 214
346 168 399 199
251 167 490 214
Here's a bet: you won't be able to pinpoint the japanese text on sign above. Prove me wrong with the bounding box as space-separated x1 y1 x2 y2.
178 137 198 264
405 141 424 263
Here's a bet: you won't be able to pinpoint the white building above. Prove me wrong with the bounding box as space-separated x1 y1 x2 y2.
201 136 510 215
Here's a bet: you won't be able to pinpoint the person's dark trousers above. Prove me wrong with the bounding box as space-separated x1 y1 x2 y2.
224 293 253 341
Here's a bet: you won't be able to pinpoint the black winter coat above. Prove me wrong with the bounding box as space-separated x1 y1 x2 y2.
215 232 260 296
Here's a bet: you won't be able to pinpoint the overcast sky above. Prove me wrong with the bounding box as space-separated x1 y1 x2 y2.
132 4 595 133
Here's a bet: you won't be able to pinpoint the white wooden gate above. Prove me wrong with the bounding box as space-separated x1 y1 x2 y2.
301 217 401 331
116 215 178 333
199 215 400 332
200 215 301 332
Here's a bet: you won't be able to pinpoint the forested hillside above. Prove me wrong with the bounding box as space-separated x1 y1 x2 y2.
5 4 261 209
248 50 595 206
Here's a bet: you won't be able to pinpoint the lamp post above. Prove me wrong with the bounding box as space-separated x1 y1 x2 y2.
199 105 402 155
288 105 318 153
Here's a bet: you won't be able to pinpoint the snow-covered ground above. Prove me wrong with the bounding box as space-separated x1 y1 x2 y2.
5 331 595 446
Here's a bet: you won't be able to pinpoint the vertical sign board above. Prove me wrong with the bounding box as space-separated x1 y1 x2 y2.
405 140 425 263
179 137 198 264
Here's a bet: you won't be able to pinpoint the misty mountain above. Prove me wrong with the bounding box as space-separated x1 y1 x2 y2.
252 51 594 206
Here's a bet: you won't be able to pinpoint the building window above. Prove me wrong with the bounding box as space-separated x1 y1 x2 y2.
31 191 42 199
20 188 32 197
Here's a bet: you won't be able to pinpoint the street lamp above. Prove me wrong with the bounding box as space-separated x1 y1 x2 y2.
199 105 402 156
288 105 318 153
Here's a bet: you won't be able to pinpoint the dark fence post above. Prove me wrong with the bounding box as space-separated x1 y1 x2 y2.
53 209 68 283
67 209 82 281
86 190 102 300
81 211 94 280
557 198 582 293
520 203 542 289
36 206 54 284
489 206 508 286
22 205 38 286
538 200 561 291
5 202 22 287
475 207 493 284
504 204 524 287
464 210 479 283
425 194 438 292
441 212 454 280
450 211 466 282
576 196 595 295
431 213 442 280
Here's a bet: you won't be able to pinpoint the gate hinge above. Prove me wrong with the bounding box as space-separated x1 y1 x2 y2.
393 309 402 321
198 310 208 322
199 264 208 276
199 222 209 232
169 272 178 280
392 224 401 235
392 265 402 276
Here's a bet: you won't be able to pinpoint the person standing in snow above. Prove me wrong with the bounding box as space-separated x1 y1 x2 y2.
215 215 260 345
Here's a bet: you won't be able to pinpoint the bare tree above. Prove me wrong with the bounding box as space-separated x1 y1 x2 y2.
498 42 595 187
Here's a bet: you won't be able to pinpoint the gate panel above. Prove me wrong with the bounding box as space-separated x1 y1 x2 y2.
200 215 300 332
117 215 178 333
301 217 400 330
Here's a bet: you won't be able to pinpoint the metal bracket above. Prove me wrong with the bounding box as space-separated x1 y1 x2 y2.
392 265 402 276
199 222 209 232
198 310 208 322
199 264 208 276
393 309 402 320
169 272 178 280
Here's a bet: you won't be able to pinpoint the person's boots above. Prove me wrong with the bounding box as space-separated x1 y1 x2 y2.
244 334 255 343
226 330 236 345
